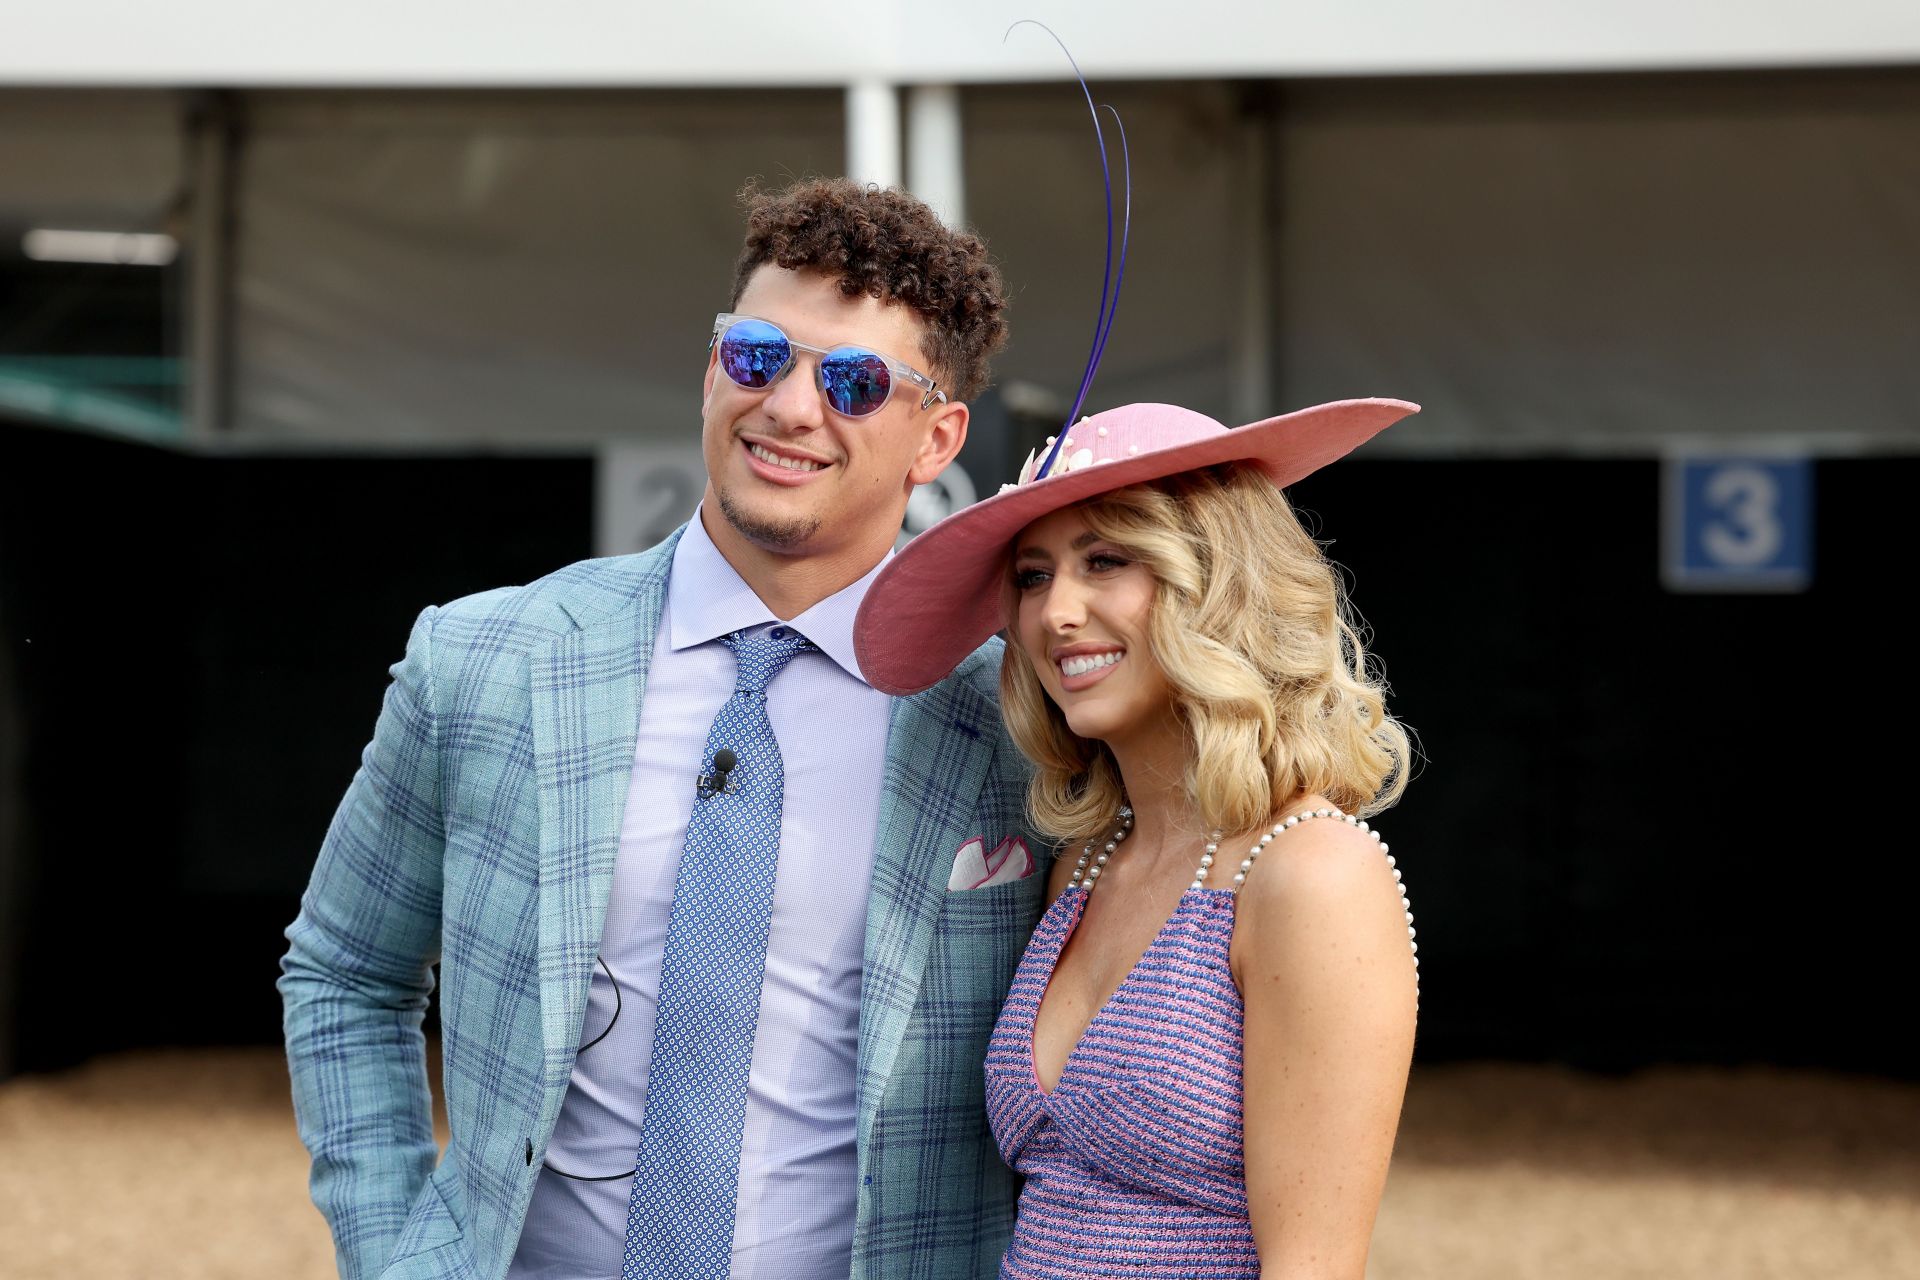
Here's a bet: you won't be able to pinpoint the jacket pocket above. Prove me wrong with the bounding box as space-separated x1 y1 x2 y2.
934 873 1047 1008
380 1162 469 1276
939 871 1044 930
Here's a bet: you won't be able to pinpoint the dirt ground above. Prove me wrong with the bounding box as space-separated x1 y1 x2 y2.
1 1049 1915 1279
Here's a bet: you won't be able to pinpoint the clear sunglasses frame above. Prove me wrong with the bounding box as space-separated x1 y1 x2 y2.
710 313 947 414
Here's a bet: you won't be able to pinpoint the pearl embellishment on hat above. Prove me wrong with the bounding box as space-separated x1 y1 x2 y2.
1013 405 1175 485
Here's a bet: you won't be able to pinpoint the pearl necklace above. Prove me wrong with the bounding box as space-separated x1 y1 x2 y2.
1066 806 1134 889
1067 804 1420 1003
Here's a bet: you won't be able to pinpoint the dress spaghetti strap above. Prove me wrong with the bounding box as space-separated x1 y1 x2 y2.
1192 806 1419 1003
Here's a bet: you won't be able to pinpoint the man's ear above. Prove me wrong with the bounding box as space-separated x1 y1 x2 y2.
908 400 970 487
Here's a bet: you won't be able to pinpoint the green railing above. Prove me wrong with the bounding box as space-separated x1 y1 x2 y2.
0 357 186 443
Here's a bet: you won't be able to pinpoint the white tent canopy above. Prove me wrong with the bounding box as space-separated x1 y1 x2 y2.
5 0 1920 86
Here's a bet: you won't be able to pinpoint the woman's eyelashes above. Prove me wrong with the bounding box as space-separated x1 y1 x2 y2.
1013 549 1131 591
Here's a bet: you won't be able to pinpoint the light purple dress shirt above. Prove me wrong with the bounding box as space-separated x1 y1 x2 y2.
508 512 893 1280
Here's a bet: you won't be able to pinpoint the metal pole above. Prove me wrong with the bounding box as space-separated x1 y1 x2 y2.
906 84 965 227
846 80 902 189
185 91 235 442
1229 94 1275 425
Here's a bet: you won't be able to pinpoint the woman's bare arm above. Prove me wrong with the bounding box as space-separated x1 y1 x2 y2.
1233 817 1419 1280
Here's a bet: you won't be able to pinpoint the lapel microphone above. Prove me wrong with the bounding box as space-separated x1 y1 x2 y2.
697 747 737 800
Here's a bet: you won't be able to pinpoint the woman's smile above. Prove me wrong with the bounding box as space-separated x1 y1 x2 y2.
1053 644 1126 690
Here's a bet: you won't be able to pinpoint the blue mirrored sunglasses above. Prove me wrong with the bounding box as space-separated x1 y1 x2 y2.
710 313 946 418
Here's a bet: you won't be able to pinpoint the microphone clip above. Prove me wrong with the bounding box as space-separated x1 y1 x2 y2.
696 747 738 800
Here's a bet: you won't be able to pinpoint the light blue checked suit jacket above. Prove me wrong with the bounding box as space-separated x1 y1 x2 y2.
281 527 1048 1280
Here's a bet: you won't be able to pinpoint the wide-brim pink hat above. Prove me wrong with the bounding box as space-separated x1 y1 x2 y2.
853 397 1419 696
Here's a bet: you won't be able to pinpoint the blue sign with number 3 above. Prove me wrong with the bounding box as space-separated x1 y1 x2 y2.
1662 455 1813 592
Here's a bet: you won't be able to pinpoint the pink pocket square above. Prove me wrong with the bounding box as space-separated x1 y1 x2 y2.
948 836 1034 891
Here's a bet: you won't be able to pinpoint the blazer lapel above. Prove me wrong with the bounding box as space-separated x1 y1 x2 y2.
529 534 679 1092
855 673 999 1147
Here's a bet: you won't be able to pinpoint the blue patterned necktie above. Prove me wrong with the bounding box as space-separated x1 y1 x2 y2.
622 625 815 1280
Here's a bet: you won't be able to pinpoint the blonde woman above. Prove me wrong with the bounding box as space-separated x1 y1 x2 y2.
853 399 1423 1280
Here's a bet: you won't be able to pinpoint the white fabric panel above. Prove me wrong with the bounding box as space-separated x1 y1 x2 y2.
233 84 1245 447
10 0 1920 85
232 91 841 444
226 75 1920 453
1275 74 1920 454
0 91 183 230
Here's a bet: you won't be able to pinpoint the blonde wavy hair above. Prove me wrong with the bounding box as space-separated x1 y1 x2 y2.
999 463 1412 847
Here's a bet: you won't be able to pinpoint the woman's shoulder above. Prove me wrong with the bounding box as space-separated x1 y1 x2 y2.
1229 795 1419 1018
1230 798 1404 925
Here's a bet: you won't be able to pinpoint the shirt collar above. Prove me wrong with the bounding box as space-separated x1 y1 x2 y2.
667 507 889 688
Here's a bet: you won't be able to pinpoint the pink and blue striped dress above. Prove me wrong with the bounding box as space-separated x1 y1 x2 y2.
984 882 1260 1278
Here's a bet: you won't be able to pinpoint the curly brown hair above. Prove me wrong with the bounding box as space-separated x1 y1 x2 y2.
730 177 1009 402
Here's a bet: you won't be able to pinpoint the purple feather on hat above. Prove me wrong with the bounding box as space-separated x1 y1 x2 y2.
1005 21 1132 483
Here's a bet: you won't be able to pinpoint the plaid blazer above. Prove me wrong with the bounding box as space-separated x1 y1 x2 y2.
281 527 1047 1280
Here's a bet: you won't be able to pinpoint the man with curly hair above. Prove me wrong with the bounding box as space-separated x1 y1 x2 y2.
282 179 1044 1280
